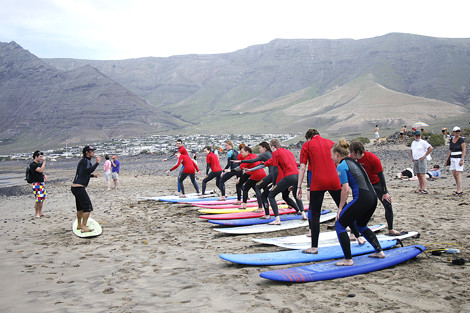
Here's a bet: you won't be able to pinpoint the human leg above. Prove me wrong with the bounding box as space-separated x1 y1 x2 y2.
305 190 326 253
179 173 189 195
188 173 200 193
236 173 249 201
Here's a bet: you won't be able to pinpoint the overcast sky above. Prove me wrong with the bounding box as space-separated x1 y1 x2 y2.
1 0 469 60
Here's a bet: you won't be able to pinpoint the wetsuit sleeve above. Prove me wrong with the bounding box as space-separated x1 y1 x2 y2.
225 150 233 169
248 163 266 171
88 162 99 176
170 156 183 171
377 171 388 194
240 153 268 164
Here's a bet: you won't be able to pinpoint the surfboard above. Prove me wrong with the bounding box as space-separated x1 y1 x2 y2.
198 207 261 214
137 191 215 201
252 224 386 246
72 217 102 238
192 200 284 209
208 210 331 227
259 245 425 282
184 198 257 206
276 231 420 250
161 196 237 203
219 239 398 266
214 212 336 235
199 206 308 220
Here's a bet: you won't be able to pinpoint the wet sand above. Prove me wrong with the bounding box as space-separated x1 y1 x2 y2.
0 145 469 313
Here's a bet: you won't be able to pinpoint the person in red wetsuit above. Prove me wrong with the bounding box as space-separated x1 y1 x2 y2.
238 146 267 209
267 139 306 225
349 141 400 235
297 129 341 254
166 150 201 197
202 146 223 195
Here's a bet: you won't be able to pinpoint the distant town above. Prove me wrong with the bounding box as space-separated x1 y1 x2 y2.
1 133 300 160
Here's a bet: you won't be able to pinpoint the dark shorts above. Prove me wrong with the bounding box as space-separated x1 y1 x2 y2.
71 187 93 212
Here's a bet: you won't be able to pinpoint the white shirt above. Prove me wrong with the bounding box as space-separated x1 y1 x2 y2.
411 139 432 160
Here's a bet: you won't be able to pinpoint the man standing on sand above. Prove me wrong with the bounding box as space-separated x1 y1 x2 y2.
411 131 433 194
71 146 101 233
111 155 120 189
401 126 407 143
30 150 47 218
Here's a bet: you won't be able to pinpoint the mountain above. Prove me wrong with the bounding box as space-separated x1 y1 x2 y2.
0 41 188 153
43 33 470 134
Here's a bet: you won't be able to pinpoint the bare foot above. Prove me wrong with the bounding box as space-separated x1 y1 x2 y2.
368 251 386 259
235 201 241 205
356 236 367 245
300 211 307 220
307 230 311 237
302 247 318 254
217 197 226 201
350 234 357 241
388 229 401 236
253 209 264 213
336 259 354 266
179 194 187 198
35 215 41 218
81 227 94 233
268 220 281 225
259 215 271 219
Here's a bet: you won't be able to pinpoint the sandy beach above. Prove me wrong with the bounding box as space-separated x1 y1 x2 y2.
1 144 469 313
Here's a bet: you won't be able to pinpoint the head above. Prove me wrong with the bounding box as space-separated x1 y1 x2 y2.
349 141 365 160
203 146 212 155
112 155 117 161
82 145 95 158
176 139 183 148
238 143 246 151
258 141 271 153
413 130 421 140
241 146 252 157
305 128 320 140
331 139 350 165
224 140 234 151
174 150 181 158
269 139 281 151
433 164 440 169
105 154 110 160
453 126 461 136
32 150 44 162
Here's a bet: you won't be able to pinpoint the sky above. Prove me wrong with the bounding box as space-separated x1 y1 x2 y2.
1 0 469 60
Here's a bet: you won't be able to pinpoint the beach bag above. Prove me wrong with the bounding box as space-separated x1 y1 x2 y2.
25 163 33 183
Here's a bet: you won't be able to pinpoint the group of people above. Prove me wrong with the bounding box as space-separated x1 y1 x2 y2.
27 125 465 264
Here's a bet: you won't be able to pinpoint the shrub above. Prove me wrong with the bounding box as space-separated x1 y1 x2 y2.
352 137 370 145
426 133 445 147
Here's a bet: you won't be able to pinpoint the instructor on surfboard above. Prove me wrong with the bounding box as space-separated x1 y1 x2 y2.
71 146 101 233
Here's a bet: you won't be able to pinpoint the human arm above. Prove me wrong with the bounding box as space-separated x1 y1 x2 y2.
419 145 433 162
460 142 466 166
297 163 307 200
272 166 278 185
377 171 391 203
35 158 46 173
336 183 349 221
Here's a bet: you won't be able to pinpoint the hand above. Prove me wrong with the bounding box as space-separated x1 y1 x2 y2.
94 173 99 178
166 170 170 174
44 174 48 182
296 188 302 200
245 168 251 172
382 193 392 203
232 160 241 163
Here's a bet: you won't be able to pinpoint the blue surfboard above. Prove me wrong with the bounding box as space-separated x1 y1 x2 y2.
260 245 425 282
220 240 397 265
209 209 331 226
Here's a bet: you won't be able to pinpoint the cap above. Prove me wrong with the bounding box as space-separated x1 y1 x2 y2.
413 130 421 136
453 126 461 132
82 145 95 153
112 155 117 159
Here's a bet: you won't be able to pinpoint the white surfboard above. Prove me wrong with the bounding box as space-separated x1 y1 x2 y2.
253 224 386 246
214 212 336 235
137 190 216 201
72 217 102 238
276 231 420 250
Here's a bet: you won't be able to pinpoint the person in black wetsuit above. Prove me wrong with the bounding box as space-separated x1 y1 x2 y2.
332 139 385 266
71 145 101 233
218 141 240 201
233 142 273 217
